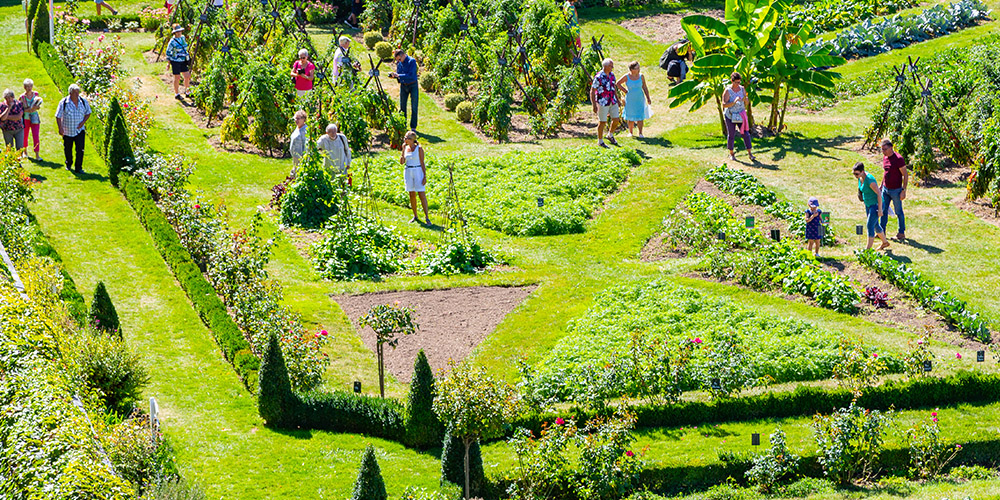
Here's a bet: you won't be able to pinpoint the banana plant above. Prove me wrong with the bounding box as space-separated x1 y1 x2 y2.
669 0 844 135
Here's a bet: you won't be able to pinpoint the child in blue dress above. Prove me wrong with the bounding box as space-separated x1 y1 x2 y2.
805 197 824 257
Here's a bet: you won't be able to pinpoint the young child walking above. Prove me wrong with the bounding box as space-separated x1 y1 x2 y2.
805 197 824 257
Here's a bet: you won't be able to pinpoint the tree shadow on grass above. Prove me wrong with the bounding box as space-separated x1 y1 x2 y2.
417 131 445 144
29 173 47 183
633 136 674 159
268 426 314 440
757 132 860 162
580 0 726 23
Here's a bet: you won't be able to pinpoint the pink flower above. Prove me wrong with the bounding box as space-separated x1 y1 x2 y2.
957 444 963 450
194 204 201 209
625 450 634 457
555 417 565 426
933 417 938 423
693 337 703 344
320 330 328 336
956 353 962 359
315 333 321 338
98 34 105 42
873 353 878 358
97 49 103 56
932 412 937 417
917 340 924 345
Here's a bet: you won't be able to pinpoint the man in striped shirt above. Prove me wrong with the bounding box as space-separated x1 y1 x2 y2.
55 84 91 174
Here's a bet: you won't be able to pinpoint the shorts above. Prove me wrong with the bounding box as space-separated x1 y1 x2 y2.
598 104 619 123
404 167 425 192
170 60 190 75
296 89 310 98
95 0 106 4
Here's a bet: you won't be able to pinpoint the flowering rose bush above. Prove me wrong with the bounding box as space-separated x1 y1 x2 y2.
92 79 154 150
907 410 961 480
53 13 127 93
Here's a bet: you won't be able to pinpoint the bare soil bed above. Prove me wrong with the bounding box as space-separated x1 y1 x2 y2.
619 10 723 45
956 197 1000 228
332 285 536 382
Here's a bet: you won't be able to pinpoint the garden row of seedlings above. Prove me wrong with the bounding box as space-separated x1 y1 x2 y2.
660 164 992 343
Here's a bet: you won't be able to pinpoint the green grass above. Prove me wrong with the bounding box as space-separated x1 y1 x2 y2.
12 0 1000 498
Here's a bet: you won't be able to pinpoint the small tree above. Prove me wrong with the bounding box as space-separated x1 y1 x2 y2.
31 3 49 54
103 96 124 160
89 281 121 335
405 349 442 448
258 333 294 426
441 425 484 497
352 445 388 500
359 303 417 398
433 361 521 500
106 115 135 187
279 148 339 229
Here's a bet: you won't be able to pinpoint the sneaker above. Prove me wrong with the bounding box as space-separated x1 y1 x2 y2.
896 232 906 240
74 167 83 174
65 164 72 171
410 217 420 223
175 94 182 100
607 136 618 146
598 141 608 148
637 133 644 138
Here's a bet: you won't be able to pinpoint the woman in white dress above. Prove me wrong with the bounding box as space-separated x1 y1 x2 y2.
399 130 430 224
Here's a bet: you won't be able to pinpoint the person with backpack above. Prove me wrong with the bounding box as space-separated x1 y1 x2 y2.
660 40 693 85
55 84 91 174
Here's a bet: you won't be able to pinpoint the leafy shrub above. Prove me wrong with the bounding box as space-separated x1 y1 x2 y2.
832 336 889 398
311 213 409 281
949 465 996 481
416 234 496 275
443 93 464 111
145 476 206 500
907 411 961 480
364 31 384 49
472 65 514 142
364 148 639 236
812 402 894 484
89 281 122 335
100 412 174 494
62 328 150 416
697 329 760 400
405 350 442 448
374 41 394 61
419 72 437 93
455 101 473 122
279 152 340 229
441 425 485 497
857 249 991 342
779 477 835 497
0 150 36 260
663 192 763 254
352 445 387 500
745 427 800 492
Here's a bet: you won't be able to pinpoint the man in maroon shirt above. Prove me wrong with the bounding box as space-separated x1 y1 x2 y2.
880 138 909 240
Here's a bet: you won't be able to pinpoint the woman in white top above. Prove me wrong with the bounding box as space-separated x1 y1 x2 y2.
400 130 429 224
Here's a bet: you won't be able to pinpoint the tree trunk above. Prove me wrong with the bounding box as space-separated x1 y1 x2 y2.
769 84 781 131
377 344 385 398
463 438 472 500
777 85 790 136
715 93 726 137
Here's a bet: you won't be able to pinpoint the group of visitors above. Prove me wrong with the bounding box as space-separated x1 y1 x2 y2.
0 80 42 159
852 139 909 250
589 59 652 147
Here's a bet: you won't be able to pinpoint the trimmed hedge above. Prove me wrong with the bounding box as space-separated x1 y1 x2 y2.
120 175 259 390
404 350 442 448
37 43 73 94
89 280 122 335
514 371 1000 434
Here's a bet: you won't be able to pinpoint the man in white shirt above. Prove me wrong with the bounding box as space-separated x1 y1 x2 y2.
332 36 357 85
55 84 91 173
316 123 351 176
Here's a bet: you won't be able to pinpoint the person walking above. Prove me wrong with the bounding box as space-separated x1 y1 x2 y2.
722 72 755 162
289 110 308 167
317 123 351 176
400 130 429 224
55 84 91 174
332 36 358 85
389 49 419 131
346 0 363 28
94 0 118 16
564 0 581 50
292 49 315 98
166 25 192 100
879 138 909 241
0 89 25 152
590 58 621 148
20 79 42 160
853 162 890 251
617 61 651 138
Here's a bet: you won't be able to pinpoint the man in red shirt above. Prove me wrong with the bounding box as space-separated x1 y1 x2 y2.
880 138 909 240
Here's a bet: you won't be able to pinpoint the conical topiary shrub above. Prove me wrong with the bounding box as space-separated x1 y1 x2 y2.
258 333 293 426
441 425 484 497
103 96 124 159
26 0 43 36
31 2 49 54
404 349 441 448
352 445 387 500
106 115 134 187
89 281 121 336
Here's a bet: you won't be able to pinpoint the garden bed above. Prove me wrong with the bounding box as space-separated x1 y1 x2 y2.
332 285 536 382
619 10 723 45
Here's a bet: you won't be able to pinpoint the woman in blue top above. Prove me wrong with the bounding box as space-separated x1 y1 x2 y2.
165 25 192 100
617 61 652 138
852 162 890 250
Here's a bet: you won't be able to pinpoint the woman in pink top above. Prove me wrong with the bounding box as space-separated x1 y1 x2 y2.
291 49 315 98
